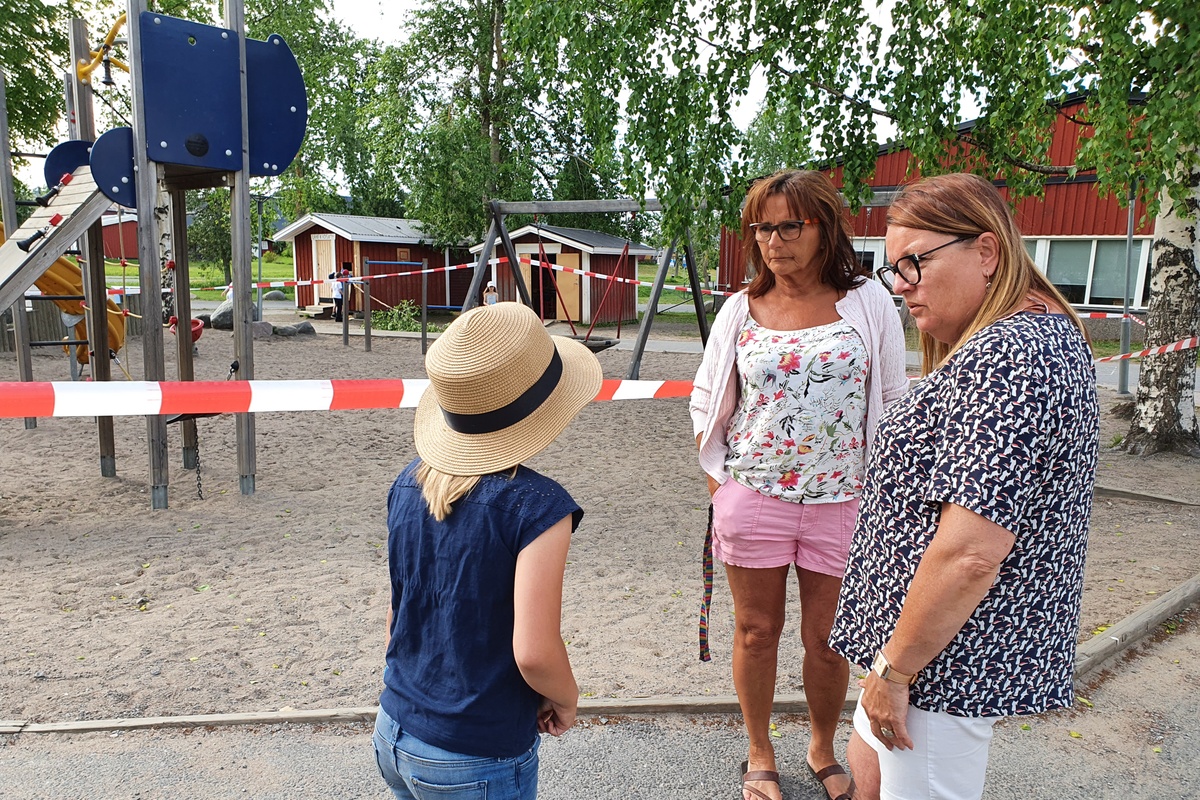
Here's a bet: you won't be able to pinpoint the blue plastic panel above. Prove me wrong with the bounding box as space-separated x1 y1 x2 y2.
44 140 93 189
247 34 308 177
90 127 137 208
139 12 242 170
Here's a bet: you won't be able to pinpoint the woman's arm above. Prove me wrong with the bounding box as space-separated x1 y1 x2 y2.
513 515 577 736
859 502 1015 749
696 433 719 497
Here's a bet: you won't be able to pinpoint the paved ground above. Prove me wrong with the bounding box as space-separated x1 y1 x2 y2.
1 616 1195 799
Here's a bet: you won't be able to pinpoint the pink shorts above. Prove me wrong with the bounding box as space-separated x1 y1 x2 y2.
711 478 858 577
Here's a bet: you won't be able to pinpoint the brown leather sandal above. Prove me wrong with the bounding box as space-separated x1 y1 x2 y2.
740 760 782 800
807 762 855 800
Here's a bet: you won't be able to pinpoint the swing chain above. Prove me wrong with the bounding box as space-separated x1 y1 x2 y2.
194 432 204 500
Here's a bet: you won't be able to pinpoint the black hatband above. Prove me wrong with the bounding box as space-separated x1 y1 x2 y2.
441 347 563 435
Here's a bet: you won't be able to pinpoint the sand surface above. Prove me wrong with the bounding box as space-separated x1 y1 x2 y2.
1 317 1197 725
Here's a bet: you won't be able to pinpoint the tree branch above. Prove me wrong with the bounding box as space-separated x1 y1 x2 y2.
955 133 1075 175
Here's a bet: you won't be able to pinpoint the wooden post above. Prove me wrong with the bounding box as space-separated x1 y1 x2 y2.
0 71 36 430
127 0 169 508
170 189 198 469
69 19 116 476
224 0 256 496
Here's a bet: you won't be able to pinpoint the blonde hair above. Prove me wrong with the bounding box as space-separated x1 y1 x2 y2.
413 460 518 521
414 461 481 522
887 173 1085 375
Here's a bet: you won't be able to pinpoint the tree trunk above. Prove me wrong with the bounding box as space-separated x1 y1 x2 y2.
1124 172 1200 456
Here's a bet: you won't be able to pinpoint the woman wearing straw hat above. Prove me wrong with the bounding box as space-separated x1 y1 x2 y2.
373 301 602 800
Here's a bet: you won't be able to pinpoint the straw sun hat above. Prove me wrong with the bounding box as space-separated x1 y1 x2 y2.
414 302 602 476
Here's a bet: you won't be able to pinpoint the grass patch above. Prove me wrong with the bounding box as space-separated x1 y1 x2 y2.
634 263 718 302
102 257 297 302
371 301 449 333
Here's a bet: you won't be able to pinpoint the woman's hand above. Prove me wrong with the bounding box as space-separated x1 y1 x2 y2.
858 672 914 751
536 695 577 736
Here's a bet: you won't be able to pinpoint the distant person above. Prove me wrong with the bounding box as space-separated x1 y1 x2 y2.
484 279 499 305
373 301 602 800
331 266 349 322
829 173 1100 800
690 169 907 800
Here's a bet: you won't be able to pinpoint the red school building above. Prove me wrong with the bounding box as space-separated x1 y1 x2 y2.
719 94 1155 311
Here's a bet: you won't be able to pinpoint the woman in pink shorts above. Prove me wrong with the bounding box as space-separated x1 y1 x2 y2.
690 170 908 800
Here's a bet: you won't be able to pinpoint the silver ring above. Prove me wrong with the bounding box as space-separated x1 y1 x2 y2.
880 727 894 737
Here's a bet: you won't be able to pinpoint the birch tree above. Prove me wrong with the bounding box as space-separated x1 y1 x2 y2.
511 0 1200 455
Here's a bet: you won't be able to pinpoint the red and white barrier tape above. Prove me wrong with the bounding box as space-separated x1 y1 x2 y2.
522 256 734 298
0 379 694 419
1094 336 1200 363
104 259 497 296
3 330 1197 417
1080 312 1147 327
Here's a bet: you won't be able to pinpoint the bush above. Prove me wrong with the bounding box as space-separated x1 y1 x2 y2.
262 250 279 263
371 300 446 333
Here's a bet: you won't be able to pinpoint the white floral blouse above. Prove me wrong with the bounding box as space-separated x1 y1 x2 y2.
724 317 868 503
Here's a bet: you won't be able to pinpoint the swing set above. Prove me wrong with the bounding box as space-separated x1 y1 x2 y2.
468 199 711 379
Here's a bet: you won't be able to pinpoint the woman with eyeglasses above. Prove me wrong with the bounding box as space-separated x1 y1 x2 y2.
690 170 908 800
828 173 1099 800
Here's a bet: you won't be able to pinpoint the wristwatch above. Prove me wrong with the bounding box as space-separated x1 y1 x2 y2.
872 650 918 685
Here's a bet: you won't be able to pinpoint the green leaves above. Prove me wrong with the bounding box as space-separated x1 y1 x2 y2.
1 0 70 149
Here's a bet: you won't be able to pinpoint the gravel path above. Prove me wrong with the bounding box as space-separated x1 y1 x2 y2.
3 612 1195 799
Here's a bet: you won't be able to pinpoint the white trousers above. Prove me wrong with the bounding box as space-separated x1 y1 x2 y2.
853 695 1000 800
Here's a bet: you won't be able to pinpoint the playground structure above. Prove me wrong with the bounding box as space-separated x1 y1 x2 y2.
0 1 307 508
468 198 711 379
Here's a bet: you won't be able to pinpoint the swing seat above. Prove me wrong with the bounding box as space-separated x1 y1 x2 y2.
165 411 221 425
569 335 619 353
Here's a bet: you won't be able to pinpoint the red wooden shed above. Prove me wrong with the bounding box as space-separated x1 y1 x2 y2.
101 211 139 261
470 224 655 325
274 213 466 314
721 94 1156 310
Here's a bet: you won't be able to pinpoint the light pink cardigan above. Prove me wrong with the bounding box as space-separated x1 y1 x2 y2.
690 280 909 485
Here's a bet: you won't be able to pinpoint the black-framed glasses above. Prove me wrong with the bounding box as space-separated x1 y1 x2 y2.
749 219 818 242
875 234 979 291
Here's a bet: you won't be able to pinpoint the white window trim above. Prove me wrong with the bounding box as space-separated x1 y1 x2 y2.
1028 236 1152 308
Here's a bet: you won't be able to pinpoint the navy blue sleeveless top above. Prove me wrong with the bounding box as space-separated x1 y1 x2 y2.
380 460 582 758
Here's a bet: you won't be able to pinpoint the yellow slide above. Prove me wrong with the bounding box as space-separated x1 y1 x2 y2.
0 229 125 364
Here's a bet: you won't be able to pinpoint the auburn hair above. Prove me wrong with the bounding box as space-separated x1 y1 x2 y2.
740 170 867 297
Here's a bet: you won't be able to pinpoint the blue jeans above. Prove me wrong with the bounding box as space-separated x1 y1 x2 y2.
372 706 540 800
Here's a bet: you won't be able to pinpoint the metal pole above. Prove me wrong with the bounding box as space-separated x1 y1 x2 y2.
342 271 350 346
224 0 256 497
255 195 264 320
683 230 710 345
362 278 371 352
1117 181 1137 398
0 71 36 429
465 217 498 311
626 236 678 379
421 259 429 355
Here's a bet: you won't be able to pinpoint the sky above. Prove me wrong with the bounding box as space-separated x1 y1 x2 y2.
329 0 421 44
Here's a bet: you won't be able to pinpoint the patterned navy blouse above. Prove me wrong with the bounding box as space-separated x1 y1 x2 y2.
829 313 1100 717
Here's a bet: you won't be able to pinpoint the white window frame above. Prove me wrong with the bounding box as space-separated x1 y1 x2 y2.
1025 236 1153 309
